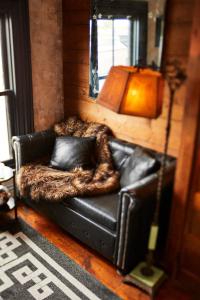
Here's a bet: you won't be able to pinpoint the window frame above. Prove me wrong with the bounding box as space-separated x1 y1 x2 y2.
0 0 33 166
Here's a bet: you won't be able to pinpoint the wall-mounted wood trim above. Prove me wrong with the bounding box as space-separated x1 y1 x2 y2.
166 0 200 289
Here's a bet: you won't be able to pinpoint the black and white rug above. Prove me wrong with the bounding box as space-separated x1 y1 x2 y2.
0 219 120 300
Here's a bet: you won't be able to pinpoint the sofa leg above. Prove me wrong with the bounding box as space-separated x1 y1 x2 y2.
116 269 124 276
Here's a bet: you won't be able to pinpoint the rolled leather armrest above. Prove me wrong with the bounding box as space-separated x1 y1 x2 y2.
120 161 176 196
115 160 176 273
12 129 56 171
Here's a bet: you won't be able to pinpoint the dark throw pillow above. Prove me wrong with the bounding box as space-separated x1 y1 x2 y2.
50 136 96 171
108 138 136 171
120 147 160 187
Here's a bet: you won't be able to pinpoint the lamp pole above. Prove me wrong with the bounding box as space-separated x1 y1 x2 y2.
142 59 187 277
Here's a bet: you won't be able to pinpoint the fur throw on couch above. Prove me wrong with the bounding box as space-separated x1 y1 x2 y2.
17 116 120 202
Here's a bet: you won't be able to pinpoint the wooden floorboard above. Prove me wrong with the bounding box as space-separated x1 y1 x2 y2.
4 202 195 300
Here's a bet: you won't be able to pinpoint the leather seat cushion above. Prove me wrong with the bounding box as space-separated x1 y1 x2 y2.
63 193 119 231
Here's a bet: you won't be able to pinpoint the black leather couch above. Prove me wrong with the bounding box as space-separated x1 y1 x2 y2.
12 130 175 274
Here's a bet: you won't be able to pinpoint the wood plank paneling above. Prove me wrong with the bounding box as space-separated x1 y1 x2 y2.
165 23 192 56
64 96 182 156
63 0 90 11
63 50 89 64
63 63 89 86
168 1 194 24
63 0 194 157
29 0 64 131
166 0 200 292
63 10 89 25
63 25 89 50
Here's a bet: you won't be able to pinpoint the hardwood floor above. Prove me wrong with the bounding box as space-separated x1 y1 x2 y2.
4 202 195 300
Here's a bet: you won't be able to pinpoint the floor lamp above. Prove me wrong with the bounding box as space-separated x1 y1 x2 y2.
97 61 186 298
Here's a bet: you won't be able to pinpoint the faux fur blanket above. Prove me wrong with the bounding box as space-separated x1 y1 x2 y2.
17 116 120 202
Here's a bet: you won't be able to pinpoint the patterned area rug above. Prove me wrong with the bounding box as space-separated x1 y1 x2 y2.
0 218 120 300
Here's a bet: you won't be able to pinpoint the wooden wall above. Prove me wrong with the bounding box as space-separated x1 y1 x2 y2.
166 0 200 290
63 0 194 157
29 0 64 131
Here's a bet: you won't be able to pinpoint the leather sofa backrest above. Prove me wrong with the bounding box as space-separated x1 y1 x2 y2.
108 137 136 171
108 137 175 175
12 130 56 170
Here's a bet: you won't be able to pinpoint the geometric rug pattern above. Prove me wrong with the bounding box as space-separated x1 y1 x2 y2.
0 219 120 300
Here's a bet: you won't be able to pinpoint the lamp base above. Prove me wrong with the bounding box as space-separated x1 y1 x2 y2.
123 262 166 299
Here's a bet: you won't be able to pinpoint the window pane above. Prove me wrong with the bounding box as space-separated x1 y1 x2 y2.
99 78 106 90
97 20 113 77
132 19 140 65
96 18 138 94
0 96 11 161
0 18 5 90
114 19 130 66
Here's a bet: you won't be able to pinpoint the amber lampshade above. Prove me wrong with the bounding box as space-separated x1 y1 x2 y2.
97 66 164 118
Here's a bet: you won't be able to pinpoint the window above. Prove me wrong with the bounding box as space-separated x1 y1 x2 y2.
89 0 148 98
0 13 13 161
89 0 167 99
0 0 33 164
97 18 140 90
